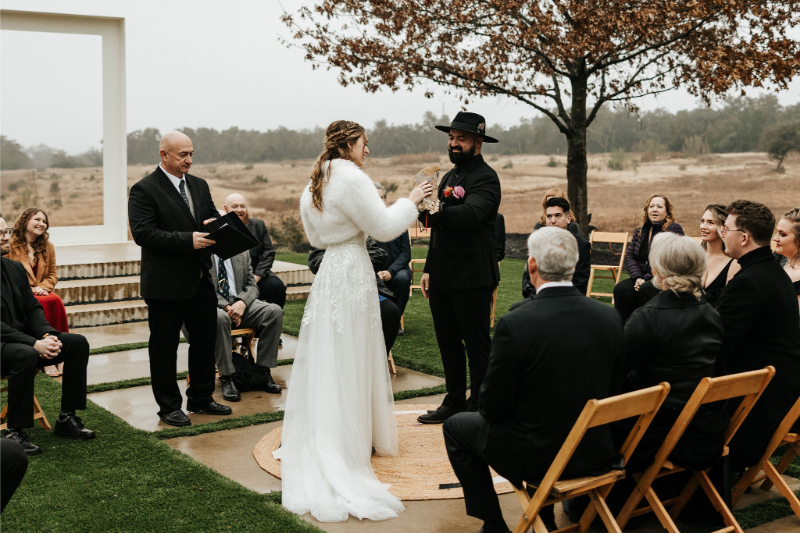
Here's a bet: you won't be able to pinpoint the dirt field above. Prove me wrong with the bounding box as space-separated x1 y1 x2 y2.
2 151 797 236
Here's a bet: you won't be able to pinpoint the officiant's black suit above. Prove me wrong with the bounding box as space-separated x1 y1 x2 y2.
715 246 800 468
444 286 625 523
419 153 501 409
128 167 220 415
1 258 89 428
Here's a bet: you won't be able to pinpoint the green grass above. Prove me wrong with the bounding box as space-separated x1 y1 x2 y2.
1 374 320 533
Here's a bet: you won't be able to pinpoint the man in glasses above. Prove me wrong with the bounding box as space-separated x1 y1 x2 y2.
716 200 800 471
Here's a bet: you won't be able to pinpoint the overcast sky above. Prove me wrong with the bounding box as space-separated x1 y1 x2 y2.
2 0 799 154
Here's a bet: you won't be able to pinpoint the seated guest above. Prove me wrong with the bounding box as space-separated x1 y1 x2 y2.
493 213 506 262
0 217 94 455
520 197 590 300
533 187 582 237
373 183 412 333
224 194 287 308
309 237 402 354
183 250 283 401
613 194 684 323
8 207 69 377
0 439 28 512
618 233 729 473
443 227 624 533
774 207 800 313
716 200 800 470
700 204 740 308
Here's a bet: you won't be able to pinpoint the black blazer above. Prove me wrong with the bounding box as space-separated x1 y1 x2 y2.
521 232 591 298
493 213 506 262
382 230 411 278
246 217 277 277
479 286 624 486
128 167 220 300
1 258 58 349
419 154 501 289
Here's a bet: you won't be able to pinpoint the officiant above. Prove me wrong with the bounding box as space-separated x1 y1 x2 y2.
417 112 502 424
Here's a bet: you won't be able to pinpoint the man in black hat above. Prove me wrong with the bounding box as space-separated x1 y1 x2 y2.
418 111 502 424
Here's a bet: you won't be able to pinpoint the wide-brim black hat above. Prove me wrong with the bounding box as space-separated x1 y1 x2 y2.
435 111 499 143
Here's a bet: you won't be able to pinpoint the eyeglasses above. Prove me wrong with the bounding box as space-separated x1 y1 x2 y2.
1 229 12 237
721 227 745 235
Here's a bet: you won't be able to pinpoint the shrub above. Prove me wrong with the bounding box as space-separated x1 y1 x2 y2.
252 174 269 184
607 148 628 171
244 164 253 170
502 161 513 169
681 135 710 158
269 213 307 247
546 156 558 167
760 121 800 171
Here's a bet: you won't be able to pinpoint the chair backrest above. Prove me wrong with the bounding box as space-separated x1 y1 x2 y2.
648 367 775 468
588 231 630 271
529 383 670 506
754 392 800 463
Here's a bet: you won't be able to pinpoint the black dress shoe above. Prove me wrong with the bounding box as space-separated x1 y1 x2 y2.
186 400 232 415
54 414 96 440
417 404 466 424
159 410 191 427
260 368 282 394
397 327 405 336
3 429 42 456
219 375 241 402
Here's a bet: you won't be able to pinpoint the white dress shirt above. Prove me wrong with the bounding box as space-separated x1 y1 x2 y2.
536 280 574 293
159 163 195 217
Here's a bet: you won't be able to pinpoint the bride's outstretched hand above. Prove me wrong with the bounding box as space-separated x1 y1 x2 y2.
409 181 434 205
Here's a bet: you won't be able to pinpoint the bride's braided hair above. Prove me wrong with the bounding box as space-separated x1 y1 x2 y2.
309 120 366 212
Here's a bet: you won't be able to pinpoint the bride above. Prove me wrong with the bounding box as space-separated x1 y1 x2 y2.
276 120 433 522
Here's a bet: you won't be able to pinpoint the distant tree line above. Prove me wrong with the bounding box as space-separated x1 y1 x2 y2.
2 95 799 170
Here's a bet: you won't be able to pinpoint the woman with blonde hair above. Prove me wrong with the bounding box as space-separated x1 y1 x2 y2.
700 204 740 307
613 193 684 323
774 207 800 312
8 207 69 376
533 187 582 236
276 120 433 522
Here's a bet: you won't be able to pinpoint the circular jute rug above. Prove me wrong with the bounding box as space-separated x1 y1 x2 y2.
253 404 516 501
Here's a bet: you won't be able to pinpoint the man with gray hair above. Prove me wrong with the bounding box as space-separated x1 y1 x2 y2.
443 227 625 533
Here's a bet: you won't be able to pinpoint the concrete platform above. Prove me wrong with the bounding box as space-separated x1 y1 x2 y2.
83 344 189 385
75 321 153 348
66 299 148 328
56 241 141 265
88 364 443 432
56 276 141 305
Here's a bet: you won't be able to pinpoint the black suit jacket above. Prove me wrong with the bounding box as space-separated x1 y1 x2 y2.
128 167 220 300
381 230 411 278
479 286 624 486
1 257 58 349
521 232 591 298
246 217 277 277
419 154 501 289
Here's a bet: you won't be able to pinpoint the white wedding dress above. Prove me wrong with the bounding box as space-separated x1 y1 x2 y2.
275 159 420 522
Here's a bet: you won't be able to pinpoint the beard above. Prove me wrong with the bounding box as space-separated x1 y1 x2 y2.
448 142 476 165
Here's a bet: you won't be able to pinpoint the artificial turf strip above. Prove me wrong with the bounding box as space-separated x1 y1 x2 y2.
0 374 321 533
88 338 187 355
153 411 286 440
86 371 189 394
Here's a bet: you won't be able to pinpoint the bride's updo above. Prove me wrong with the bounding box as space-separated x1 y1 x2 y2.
309 120 366 212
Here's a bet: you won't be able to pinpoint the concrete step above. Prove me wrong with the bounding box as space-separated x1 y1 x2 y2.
66 299 148 328
56 276 141 306
287 285 311 301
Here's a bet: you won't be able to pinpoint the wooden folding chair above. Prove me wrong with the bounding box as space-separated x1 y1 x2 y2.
387 351 397 374
513 383 671 533
0 372 52 431
586 231 629 303
490 285 499 328
731 394 800 522
409 259 426 295
616 367 776 533
231 328 257 361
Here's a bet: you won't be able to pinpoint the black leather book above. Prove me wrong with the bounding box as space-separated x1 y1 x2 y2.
205 212 258 260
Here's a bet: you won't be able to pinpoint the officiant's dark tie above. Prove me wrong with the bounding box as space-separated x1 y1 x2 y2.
178 180 191 210
217 261 231 300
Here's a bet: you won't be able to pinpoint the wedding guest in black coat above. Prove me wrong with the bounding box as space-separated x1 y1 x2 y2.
418 112 502 423
373 183 412 329
617 233 729 473
444 227 625 533
308 237 402 354
128 131 232 427
614 194 684 323
520 197 590 300
0 217 94 456
222 193 288 309
716 200 800 469
533 187 582 237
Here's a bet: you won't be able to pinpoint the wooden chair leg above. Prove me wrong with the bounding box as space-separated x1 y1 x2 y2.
33 395 52 431
387 351 397 374
668 473 700 520
589 488 623 533
490 286 498 328
762 461 800 519
643 486 680 533
761 442 799 490
586 267 596 297
696 471 743 533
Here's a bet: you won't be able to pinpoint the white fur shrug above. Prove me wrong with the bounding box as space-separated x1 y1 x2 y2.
300 159 419 249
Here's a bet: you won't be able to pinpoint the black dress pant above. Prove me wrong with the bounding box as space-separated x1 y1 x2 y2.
429 285 495 408
380 298 401 354
0 439 28 512
145 278 217 416
0 332 89 428
256 274 287 309
613 278 660 324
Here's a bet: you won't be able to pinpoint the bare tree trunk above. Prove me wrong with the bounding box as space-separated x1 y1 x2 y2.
567 74 590 237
